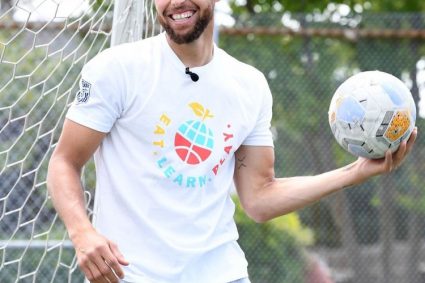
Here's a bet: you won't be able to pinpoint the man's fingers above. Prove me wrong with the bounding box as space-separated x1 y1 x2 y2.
78 252 98 282
394 140 407 164
387 127 417 173
104 257 125 279
78 247 120 283
92 255 119 283
109 241 130 266
74 233 127 282
79 262 95 283
405 127 418 155
86 260 109 283
385 150 393 172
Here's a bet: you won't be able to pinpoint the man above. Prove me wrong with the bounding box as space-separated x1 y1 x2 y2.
46 0 418 281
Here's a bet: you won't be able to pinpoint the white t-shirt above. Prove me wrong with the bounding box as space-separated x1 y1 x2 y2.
67 32 273 283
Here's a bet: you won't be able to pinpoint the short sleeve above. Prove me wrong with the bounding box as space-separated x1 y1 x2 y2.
242 74 274 147
66 49 125 133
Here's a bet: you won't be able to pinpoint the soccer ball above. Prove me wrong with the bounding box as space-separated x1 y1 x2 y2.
328 70 416 159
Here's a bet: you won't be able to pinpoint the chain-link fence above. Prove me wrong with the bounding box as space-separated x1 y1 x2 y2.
1 5 424 283
219 12 425 283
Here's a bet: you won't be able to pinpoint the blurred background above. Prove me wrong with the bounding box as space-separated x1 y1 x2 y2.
0 0 424 282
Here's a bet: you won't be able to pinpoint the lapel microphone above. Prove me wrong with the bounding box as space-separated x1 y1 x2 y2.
185 67 199 82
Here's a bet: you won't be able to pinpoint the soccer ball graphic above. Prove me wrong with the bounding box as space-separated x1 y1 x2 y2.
328 71 416 159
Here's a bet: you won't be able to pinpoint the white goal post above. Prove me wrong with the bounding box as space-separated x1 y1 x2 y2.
0 0 157 281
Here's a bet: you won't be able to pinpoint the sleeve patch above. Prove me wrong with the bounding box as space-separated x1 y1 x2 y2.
76 79 92 104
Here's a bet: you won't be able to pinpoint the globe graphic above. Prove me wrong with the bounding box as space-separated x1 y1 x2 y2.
174 120 214 164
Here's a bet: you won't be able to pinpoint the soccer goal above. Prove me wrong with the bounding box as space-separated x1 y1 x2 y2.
0 0 157 281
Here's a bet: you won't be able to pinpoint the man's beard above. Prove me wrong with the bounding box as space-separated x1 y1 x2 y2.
159 10 213 44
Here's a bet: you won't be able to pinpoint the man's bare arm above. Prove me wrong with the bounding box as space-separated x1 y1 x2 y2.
47 119 128 283
48 119 104 237
234 128 417 223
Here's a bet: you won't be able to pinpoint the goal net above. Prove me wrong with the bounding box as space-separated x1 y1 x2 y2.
0 0 157 281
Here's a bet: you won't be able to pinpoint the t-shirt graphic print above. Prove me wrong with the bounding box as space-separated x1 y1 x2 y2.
152 101 236 189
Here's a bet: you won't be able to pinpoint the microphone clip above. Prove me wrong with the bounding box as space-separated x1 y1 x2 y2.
185 67 199 82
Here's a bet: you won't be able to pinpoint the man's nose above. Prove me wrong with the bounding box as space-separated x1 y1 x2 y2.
170 0 187 8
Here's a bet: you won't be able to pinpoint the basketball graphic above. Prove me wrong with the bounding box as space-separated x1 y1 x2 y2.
174 103 214 164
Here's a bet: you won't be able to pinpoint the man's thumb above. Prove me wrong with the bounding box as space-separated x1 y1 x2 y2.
109 241 130 266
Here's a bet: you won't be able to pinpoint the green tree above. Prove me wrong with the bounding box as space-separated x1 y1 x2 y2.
229 0 425 15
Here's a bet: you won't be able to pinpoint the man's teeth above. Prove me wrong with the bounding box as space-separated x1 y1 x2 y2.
172 11 194 20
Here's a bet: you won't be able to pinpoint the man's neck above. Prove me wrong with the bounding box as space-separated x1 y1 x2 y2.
166 27 215 68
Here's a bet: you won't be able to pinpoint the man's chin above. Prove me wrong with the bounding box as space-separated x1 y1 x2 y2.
166 30 198 44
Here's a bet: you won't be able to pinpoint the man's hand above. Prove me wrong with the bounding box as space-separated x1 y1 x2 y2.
72 228 129 283
353 126 418 183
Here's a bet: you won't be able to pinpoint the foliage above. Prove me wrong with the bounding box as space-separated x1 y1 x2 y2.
269 211 315 246
229 0 425 15
234 198 308 282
